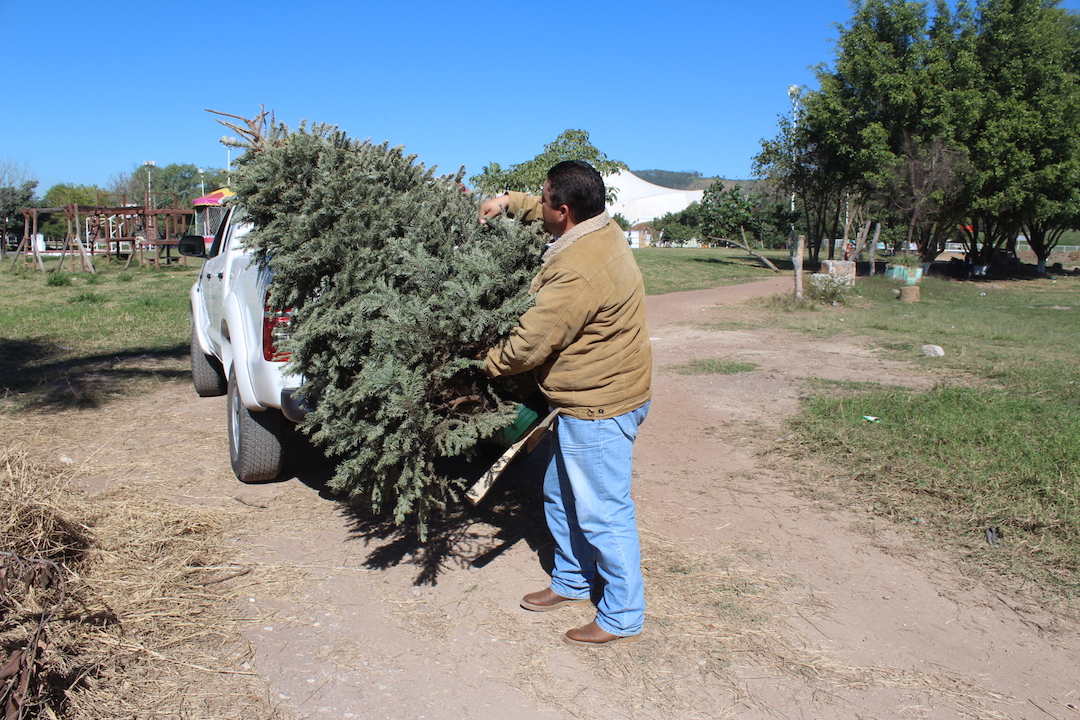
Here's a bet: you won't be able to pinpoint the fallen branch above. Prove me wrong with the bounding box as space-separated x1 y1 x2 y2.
706 235 780 273
189 567 254 586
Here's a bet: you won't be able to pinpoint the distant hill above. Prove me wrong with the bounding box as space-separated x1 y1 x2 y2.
633 170 716 190
633 170 768 196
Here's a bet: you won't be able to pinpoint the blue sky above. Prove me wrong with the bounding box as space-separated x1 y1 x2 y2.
5 0 1080 195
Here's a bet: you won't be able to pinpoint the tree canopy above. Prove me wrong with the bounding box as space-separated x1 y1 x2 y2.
469 129 627 202
0 160 37 244
110 163 230 208
755 0 1080 269
700 184 760 244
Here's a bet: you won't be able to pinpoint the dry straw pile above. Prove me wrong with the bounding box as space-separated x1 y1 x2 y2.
0 447 280 719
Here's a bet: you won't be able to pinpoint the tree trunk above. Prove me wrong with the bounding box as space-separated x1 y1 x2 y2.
869 222 880 276
794 235 805 300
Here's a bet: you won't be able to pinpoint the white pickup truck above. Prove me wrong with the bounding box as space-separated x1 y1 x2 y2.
178 207 306 483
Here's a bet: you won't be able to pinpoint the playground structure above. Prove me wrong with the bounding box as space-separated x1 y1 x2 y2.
6 189 232 273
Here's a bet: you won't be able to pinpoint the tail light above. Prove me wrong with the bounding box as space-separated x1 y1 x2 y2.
263 305 293 361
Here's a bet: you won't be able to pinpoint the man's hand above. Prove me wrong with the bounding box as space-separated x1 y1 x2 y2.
479 195 511 225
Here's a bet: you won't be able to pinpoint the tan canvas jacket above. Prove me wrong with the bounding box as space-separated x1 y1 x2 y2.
484 192 652 420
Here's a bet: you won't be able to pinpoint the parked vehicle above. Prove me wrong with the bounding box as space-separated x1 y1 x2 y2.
179 207 552 491
178 207 306 483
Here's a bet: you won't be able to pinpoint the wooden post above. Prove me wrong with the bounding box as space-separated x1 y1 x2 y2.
13 209 46 272
56 215 71 273
869 222 881 276
10 217 28 271
794 235 805 300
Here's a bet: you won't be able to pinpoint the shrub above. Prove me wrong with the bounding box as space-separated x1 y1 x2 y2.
46 272 71 287
69 291 105 304
807 273 852 304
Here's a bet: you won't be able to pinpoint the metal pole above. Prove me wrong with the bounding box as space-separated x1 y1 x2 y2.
787 85 801 258
144 160 155 209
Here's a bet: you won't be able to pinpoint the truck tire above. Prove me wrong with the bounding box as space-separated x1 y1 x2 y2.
190 328 227 397
227 371 284 483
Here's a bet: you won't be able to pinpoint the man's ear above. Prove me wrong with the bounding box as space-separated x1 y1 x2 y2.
559 204 576 225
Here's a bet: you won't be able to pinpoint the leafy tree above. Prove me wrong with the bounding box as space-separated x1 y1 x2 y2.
110 163 230 208
42 183 105 207
699 183 760 245
876 134 970 260
965 0 1080 269
807 0 937 261
763 0 1080 271
749 186 799 249
612 212 632 231
0 160 37 252
223 112 546 537
755 84 858 262
37 183 109 239
469 129 627 202
652 203 703 246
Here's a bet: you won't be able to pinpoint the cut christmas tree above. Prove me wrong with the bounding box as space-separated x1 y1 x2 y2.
216 110 545 537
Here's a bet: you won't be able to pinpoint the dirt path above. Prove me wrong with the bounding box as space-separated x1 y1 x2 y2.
14 276 1080 719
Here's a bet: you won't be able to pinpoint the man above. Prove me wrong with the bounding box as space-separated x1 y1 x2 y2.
479 160 652 646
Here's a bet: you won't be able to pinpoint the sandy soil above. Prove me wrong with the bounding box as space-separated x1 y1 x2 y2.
14 276 1080 719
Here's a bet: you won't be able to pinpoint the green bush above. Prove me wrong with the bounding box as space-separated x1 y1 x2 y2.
806 273 852 304
46 272 71 287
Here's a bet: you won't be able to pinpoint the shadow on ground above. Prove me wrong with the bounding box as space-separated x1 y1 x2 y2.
281 432 552 587
0 337 189 410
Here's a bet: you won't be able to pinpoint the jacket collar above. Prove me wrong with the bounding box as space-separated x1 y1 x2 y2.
542 210 611 263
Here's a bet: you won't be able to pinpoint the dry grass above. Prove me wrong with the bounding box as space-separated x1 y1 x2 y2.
0 446 281 719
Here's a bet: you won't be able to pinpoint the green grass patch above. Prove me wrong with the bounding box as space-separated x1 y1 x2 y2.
46 271 71 287
671 358 758 375
0 262 197 409
782 274 1080 595
69 290 107 304
800 377 901 394
749 293 818 314
635 247 789 295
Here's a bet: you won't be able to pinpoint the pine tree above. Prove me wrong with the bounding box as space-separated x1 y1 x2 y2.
217 111 545 537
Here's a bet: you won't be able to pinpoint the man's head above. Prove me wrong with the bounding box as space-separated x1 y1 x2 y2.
540 160 606 236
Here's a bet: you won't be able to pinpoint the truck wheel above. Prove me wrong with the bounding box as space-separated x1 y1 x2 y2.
190 329 227 397
227 371 284 483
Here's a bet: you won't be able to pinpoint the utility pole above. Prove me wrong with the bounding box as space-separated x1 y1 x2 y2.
787 85 801 253
144 161 156 208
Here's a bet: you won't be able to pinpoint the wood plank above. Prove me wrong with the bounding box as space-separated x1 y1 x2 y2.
466 408 560 505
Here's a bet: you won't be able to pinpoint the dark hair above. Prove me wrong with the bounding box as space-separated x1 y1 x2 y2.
546 160 606 221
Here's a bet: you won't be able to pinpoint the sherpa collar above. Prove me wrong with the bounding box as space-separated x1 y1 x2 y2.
542 210 611 263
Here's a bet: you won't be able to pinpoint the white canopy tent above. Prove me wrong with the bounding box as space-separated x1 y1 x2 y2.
603 169 705 227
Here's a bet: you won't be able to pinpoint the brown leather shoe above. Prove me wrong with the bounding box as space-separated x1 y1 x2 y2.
520 588 591 612
563 620 641 647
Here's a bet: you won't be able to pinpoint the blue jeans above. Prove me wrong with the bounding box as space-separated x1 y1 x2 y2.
544 402 650 636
